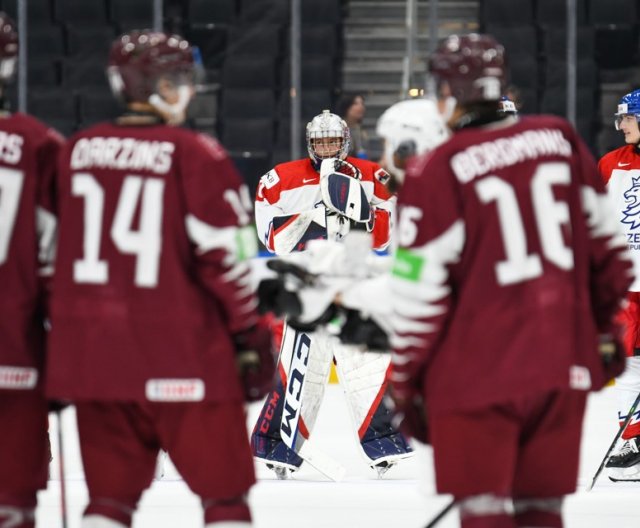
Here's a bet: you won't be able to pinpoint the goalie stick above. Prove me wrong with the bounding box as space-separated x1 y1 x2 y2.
279 328 346 482
588 389 640 490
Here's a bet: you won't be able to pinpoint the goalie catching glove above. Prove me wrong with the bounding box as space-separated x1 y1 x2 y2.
233 320 276 402
320 158 372 224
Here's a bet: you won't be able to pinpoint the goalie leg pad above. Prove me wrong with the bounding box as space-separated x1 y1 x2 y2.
250 377 303 470
251 325 334 467
297 330 335 432
334 346 413 465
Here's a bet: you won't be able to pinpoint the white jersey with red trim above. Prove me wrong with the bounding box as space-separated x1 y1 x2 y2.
599 144 640 291
255 157 394 254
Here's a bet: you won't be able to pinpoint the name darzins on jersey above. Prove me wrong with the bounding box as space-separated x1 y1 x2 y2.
70 136 174 174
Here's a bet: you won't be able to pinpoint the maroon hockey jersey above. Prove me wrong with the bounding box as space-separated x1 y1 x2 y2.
47 123 259 402
0 113 61 391
390 115 633 414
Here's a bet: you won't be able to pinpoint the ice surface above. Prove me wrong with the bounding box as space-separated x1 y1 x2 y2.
36 385 640 527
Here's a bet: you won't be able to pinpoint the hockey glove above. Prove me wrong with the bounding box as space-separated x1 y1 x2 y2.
233 322 276 402
258 259 341 332
257 277 303 319
599 330 626 382
320 158 371 223
387 384 429 444
339 309 390 351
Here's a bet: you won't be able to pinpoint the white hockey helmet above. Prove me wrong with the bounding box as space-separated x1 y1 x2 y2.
376 98 449 184
306 110 351 164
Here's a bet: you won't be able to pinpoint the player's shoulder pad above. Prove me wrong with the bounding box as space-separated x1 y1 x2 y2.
263 158 312 189
14 112 65 145
599 144 632 166
530 113 580 144
259 167 280 191
273 157 311 177
406 147 440 181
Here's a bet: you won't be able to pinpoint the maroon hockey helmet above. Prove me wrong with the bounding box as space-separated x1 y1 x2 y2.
0 12 18 82
428 33 507 105
107 30 196 103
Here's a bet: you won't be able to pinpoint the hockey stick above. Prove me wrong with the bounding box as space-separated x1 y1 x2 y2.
55 408 68 528
424 498 456 528
588 389 640 490
279 328 346 482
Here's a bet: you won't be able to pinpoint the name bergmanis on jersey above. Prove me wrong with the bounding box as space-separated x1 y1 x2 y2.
451 128 573 184
70 136 175 174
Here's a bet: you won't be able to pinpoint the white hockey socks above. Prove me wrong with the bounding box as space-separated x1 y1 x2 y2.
82 515 127 528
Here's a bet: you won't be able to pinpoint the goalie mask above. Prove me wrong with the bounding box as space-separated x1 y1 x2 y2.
0 12 18 83
107 30 200 124
615 89 640 131
376 99 449 185
306 110 351 165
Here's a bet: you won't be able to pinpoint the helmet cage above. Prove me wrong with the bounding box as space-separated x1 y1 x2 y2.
306 110 351 163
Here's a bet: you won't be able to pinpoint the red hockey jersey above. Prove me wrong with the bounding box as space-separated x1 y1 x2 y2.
390 115 633 414
0 113 61 391
47 123 259 402
255 157 393 253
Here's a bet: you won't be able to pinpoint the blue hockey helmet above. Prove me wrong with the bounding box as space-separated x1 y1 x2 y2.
498 95 517 115
615 89 640 130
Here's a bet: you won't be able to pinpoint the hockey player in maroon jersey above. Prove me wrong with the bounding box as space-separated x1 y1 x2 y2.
46 31 274 528
389 34 633 527
0 12 63 528
598 89 640 481
250 110 416 479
